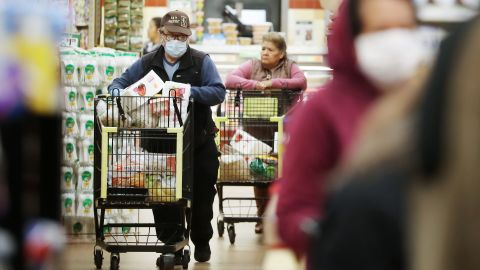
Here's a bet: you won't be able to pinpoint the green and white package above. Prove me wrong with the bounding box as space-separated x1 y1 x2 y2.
64 87 78 111
80 87 95 111
77 193 94 217
62 193 76 217
61 166 75 191
79 113 94 138
63 137 78 164
77 166 94 192
63 112 79 136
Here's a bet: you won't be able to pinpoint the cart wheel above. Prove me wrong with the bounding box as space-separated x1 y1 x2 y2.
227 224 236 244
94 248 103 269
110 253 120 270
157 254 175 270
217 219 225 237
182 249 190 269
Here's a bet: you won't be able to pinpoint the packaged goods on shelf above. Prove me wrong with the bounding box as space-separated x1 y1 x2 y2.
76 193 94 217
64 87 78 111
129 36 143 51
62 193 76 217
78 113 94 138
206 18 222 27
79 87 95 111
96 53 116 84
62 166 75 191
79 52 100 86
239 37 252 45
79 138 94 164
77 166 94 192
104 17 118 32
60 51 80 86
63 112 79 136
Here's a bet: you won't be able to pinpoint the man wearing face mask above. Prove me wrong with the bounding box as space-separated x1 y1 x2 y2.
108 10 225 263
276 0 431 265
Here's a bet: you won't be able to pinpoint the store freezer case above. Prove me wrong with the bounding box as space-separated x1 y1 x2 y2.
93 95 194 270
214 89 301 244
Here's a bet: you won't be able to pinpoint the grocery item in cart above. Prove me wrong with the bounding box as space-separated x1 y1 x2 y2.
112 172 146 188
62 193 75 217
63 112 79 136
80 87 95 111
144 153 176 172
249 155 278 180
77 193 94 217
121 70 165 111
64 87 78 111
77 166 94 192
96 99 132 127
79 114 94 138
230 129 272 155
146 174 176 202
63 137 78 164
163 81 191 124
218 155 251 182
61 166 75 191
129 102 159 128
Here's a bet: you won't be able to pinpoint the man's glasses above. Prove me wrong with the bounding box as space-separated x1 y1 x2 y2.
160 32 189 42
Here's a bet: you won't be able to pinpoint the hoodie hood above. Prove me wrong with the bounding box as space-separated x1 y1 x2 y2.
327 0 377 92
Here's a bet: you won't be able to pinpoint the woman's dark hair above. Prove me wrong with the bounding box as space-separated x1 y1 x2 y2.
348 0 416 37
152 17 162 29
349 0 362 37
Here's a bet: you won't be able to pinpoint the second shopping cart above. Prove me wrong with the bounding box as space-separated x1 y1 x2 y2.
214 89 301 244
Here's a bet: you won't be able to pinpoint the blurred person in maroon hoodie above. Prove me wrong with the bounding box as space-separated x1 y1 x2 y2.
276 0 418 261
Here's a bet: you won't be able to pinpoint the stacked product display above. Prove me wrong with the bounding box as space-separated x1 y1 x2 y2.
252 23 273 44
104 0 144 52
59 47 139 239
222 23 238 45
191 0 205 43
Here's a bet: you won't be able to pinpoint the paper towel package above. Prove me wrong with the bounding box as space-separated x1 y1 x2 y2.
121 70 165 111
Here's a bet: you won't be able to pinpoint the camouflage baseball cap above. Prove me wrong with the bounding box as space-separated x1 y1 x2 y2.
161 10 192 36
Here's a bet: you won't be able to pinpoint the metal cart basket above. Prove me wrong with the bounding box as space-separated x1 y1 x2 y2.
93 94 194 270
214 89 301 244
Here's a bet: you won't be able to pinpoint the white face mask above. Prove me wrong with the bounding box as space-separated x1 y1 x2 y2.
355 28 431 90
165 40 188 58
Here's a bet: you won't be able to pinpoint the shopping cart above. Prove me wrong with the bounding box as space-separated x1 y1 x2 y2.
214 89 301 244
93 94 194 270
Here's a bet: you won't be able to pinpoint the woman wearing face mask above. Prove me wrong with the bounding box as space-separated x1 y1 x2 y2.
224 32 306 234
276 0 424 265
143 17 162 55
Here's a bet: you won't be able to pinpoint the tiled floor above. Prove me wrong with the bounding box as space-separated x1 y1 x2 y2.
59 187 266 270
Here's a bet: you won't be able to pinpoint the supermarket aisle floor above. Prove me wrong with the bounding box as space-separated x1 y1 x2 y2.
60 187 266 270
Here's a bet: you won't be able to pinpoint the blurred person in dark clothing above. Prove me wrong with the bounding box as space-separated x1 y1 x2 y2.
143 17 162 55
276 0 424 264
311 10 478 270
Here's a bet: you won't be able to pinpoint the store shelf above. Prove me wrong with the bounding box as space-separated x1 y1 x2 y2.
190 44 326 55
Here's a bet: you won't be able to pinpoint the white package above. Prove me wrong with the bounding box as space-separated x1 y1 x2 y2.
80 87 95 112
61 57 79 86
61 166 75 191
162 81 191 125
77 193 94 217
63 112 79 136
63 137 78 164
121 70 165 111
130 102 159 128
98 53 116 84
105 209 119 219
79 114 94 138
80 54 100 86
79 138 94 164
62 193 76 217
64 87 78 111
77 166 94 192
96 99 132 127
144 153 176 172
230 129 272 155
